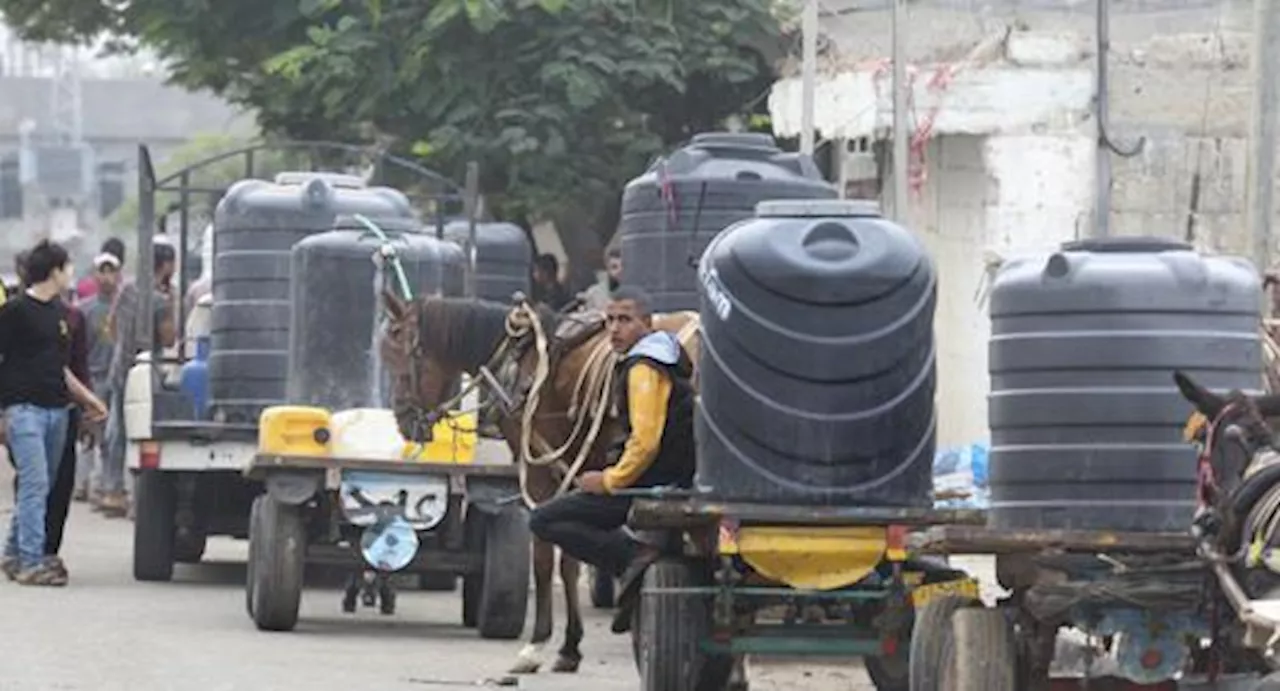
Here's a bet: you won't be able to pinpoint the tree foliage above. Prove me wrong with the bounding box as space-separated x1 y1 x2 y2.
1 0 786 280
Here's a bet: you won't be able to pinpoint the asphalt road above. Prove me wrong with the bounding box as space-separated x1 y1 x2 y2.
0 460 911 691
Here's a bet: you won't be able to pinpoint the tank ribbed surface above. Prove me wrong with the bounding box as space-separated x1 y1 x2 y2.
287 221 465 411
208 175 415 423
440 221 531 302
695 200 937 506
988 236 1262 532
618 132 836 313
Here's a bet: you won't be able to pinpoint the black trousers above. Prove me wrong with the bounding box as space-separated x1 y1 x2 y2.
5 408 78 556
528 491 637 577
45 408 79 556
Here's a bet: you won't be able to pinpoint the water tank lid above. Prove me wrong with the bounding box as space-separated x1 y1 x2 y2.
756 199 882 219
690 132 779 153
1061 236 1192 253
274 171 367 189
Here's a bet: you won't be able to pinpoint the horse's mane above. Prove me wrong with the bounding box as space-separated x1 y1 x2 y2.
415 296 558 371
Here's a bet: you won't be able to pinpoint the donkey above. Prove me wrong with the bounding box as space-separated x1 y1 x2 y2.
1174 370 1280 600
378 292 699 675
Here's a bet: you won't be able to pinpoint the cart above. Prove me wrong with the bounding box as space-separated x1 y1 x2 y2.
909 525 1275 690
242 451 530 639
622 491 986 691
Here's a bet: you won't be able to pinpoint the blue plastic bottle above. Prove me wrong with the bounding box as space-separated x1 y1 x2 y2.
179 336 211 419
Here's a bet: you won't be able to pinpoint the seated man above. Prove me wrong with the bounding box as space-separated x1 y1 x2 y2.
528 286 695 631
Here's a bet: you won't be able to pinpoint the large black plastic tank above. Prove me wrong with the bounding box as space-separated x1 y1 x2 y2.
288 219 466 411
617 132 838 313
988 237 1262 532
209 174 416 423
440 221 532 302
695 200 937 506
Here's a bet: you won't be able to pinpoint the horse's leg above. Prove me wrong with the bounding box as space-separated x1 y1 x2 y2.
552 554 584 672
511 537 556 674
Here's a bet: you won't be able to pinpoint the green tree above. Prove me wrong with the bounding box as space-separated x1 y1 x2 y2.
2 0 787 284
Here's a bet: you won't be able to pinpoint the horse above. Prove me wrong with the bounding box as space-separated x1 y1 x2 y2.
1174 370 1280 606
378 291 700 675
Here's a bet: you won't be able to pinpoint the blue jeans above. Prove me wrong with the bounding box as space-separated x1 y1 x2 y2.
100 386 125 494
4 404 70 569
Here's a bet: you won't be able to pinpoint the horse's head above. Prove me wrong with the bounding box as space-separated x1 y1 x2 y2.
1174 370 1280 515
378 290 517 442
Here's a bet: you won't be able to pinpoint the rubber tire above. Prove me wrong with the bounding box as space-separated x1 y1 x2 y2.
637 559 734 691
418 572 457 591
952 608 1016 691
174 531 208 564
245 496 260 618
909 594 981 691
461 511 486 628
133 470 178 582
591 566 616 609
865 654 909 691
476 506 531 640
248 494 307 632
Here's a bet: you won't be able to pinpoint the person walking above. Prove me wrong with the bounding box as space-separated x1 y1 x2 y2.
43 282 92 583
74 249 122 502
0 240 104 586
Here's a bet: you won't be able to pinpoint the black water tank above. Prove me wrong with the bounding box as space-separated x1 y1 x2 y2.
695 200 937 507
988 237 1262 532
439 221 532 302
209 174 416 423
617 132 837 313
287 219 466 411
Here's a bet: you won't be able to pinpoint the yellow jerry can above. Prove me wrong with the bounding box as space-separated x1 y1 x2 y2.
258 405 333 457
403 411 478 464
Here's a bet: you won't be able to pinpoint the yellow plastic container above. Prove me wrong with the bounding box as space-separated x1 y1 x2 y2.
404 411 478 464
258 405 332 457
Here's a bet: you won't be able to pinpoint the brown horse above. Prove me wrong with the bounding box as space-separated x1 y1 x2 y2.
378 292 699 675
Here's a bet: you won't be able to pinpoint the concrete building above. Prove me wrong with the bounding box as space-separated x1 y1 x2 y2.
768 0 1257 448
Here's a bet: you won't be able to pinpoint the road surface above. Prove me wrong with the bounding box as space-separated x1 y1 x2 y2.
0 461 998 690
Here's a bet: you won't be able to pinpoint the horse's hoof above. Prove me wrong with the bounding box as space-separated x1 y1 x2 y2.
551 654 582 673
508 660 541 675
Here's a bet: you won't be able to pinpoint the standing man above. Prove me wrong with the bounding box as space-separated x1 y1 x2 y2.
527 286 696 631
101 238 176 517
0 241 104 586
530 253 571 310
73 250 121 501
582 244 623 312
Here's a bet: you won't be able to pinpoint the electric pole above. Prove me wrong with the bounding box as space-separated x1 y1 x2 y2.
1247 0 1280 269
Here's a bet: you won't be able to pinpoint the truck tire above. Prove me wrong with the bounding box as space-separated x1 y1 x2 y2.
133 470 177 582
909 594 980 691
248 494 306 632
953 608 1016 691
865 654 909 691
638 559 734 691
245 497 261 618
476 506 530 640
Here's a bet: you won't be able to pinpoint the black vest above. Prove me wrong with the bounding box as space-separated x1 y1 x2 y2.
612 347 696 489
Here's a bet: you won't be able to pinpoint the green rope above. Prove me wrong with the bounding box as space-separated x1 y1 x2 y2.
352 213 414 300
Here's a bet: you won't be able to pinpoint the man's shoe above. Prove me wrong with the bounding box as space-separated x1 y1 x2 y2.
610 548 662 634
1 556 18 581
99 492 128 518
14 562 66 587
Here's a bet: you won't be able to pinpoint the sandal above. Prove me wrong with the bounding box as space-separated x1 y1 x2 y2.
15 562 67 587
46 556 69 584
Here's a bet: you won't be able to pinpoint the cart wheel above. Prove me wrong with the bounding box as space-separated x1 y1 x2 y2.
865 654 909 691
952 608 1016 691
909 594 980 691
591 566 616 609
133 469 177 582
461 511 485 628
174 530 208 564
637 559 734 691
248 494 307 632
245 496 261 618
476 506 531 640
